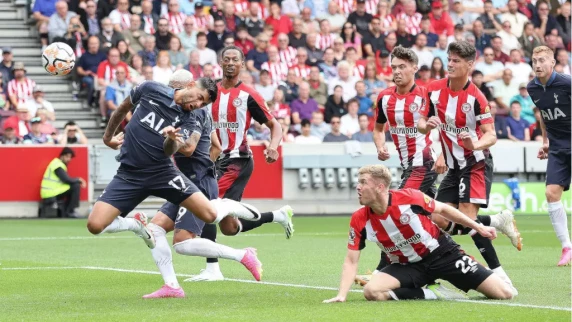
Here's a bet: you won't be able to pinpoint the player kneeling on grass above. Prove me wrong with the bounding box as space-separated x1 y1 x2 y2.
324 165 514 303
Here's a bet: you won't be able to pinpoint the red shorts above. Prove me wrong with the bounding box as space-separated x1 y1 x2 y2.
215 157 254 201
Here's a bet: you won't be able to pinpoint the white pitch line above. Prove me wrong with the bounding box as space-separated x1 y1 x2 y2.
0 236 133 241
3 266 568 312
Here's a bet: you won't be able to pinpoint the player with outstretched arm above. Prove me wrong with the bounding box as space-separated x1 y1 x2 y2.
323 165 514 303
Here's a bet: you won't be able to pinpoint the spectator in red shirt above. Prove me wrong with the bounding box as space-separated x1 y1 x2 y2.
415 65 434 86
7 62 36 108
96 48 129 124
429 1 454 36
265 2 292 37
234 26 255 55
491 35 511 64
3 105 30 138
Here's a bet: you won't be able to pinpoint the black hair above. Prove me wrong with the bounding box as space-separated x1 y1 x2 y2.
471 70 483 78
196 77 218 103
391 45 419 66
60 147 75 158
358 113 369 120
197 31 207 39
301 119 311 127
65 121 77 127
220 45 245 61
447 40 477 61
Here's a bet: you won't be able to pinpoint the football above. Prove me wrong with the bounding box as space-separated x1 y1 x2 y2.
41 42 76 76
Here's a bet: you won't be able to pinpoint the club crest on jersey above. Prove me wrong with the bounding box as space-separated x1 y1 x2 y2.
461 103 472 113
409 102 419 113
348 227 356 245
399 213 411 225
232 98 243 108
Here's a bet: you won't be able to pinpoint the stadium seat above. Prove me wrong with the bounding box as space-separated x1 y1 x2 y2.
324 168 336 189
337 168 349 189
298 168 309 189
311 168 323 189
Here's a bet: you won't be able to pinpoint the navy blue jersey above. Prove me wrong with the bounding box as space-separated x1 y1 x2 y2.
527 72 571 151
174 107 215 177
118 81 193 170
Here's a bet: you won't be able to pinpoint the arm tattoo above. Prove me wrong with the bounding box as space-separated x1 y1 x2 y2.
186 132 201 148
163 137 182 156
103 97 133 142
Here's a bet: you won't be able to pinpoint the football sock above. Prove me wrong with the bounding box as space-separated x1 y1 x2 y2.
547 201 572 248
376 253 389 271
100 217 140 234
239 212 274 232
173 238 246 262
200 223 219 263
471 232 501 269
148 223 179 289
478 215 491 226
388 288 433 300
445 215 492 235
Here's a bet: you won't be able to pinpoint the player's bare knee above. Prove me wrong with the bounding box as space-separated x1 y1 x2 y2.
545 188 561 203
86 219 104 235
363 287 388 301
220 223 239 236
172 229 196 245
497 284 514 300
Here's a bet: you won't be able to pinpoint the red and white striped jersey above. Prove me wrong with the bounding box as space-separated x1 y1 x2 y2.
352 64 365 78
109 10 131 30
212 64 223 79
335 0 354 16
261 61 288 85
315 33 337 51
376 85 433 169
365 0 380 15
348 189 440 264
211 82 274 158
396 12 422 35
422 79 493 170
141 14 156 34
279 46 297 67
291 64 311 80
162 12 186 34
8 78 36 106
191 14 214 30
257 4 269 20
381 14 395 34
234 0 249 14
96 60 130 84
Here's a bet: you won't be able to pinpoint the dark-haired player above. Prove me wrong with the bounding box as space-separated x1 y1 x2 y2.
87 78 263 267
418 41 520 295
141 71 267 298
188 45 294 282
527 46 572 266
357 46 518 286
323 164 514 303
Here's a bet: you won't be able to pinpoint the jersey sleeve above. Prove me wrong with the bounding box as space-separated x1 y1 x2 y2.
247 91 273 125
375 94 387 124
474 91 493 126
393 189 436 215
347 209 368 251
178 113 200 142
129 81 151 106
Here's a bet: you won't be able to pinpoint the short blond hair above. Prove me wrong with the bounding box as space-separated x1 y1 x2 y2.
532 46 554 57
358 164 392 188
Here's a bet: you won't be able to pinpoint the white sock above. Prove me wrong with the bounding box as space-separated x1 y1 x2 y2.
148 223 180 289
547 201 572 249
206 262 220 272
211 199 229 224
490 213 501 227
100 217 141 234
492 266 509 280
174 238 246 262
422 289 438 300
271 210 284 223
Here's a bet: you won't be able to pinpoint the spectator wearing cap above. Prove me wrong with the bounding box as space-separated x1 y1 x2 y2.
377 50 393 83
32 0 57 49
25 86 55 121
415 65 433 86
59 121 88 145
0 47 14 87
411 34 434 68
509 83 535 124
35 108 57 135
506 101 530 142
450 0 474 30
48 0 77 43
3 106 30 138
291 81 319 128
190 3 214 34
429 1 454 36
7 62 36 108
419 16 439 48
77 36 107 107
0 126 20 144
40 147 87 218
23 117 53 144
178 16 198 54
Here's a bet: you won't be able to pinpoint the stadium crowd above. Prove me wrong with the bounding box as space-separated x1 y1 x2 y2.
0 0 570 145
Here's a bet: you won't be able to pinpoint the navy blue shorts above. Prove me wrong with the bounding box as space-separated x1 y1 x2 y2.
159 174 218 235
97 164 200 217
546 149 571 191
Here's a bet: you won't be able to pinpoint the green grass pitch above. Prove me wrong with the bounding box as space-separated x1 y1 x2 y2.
0 215 570 321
